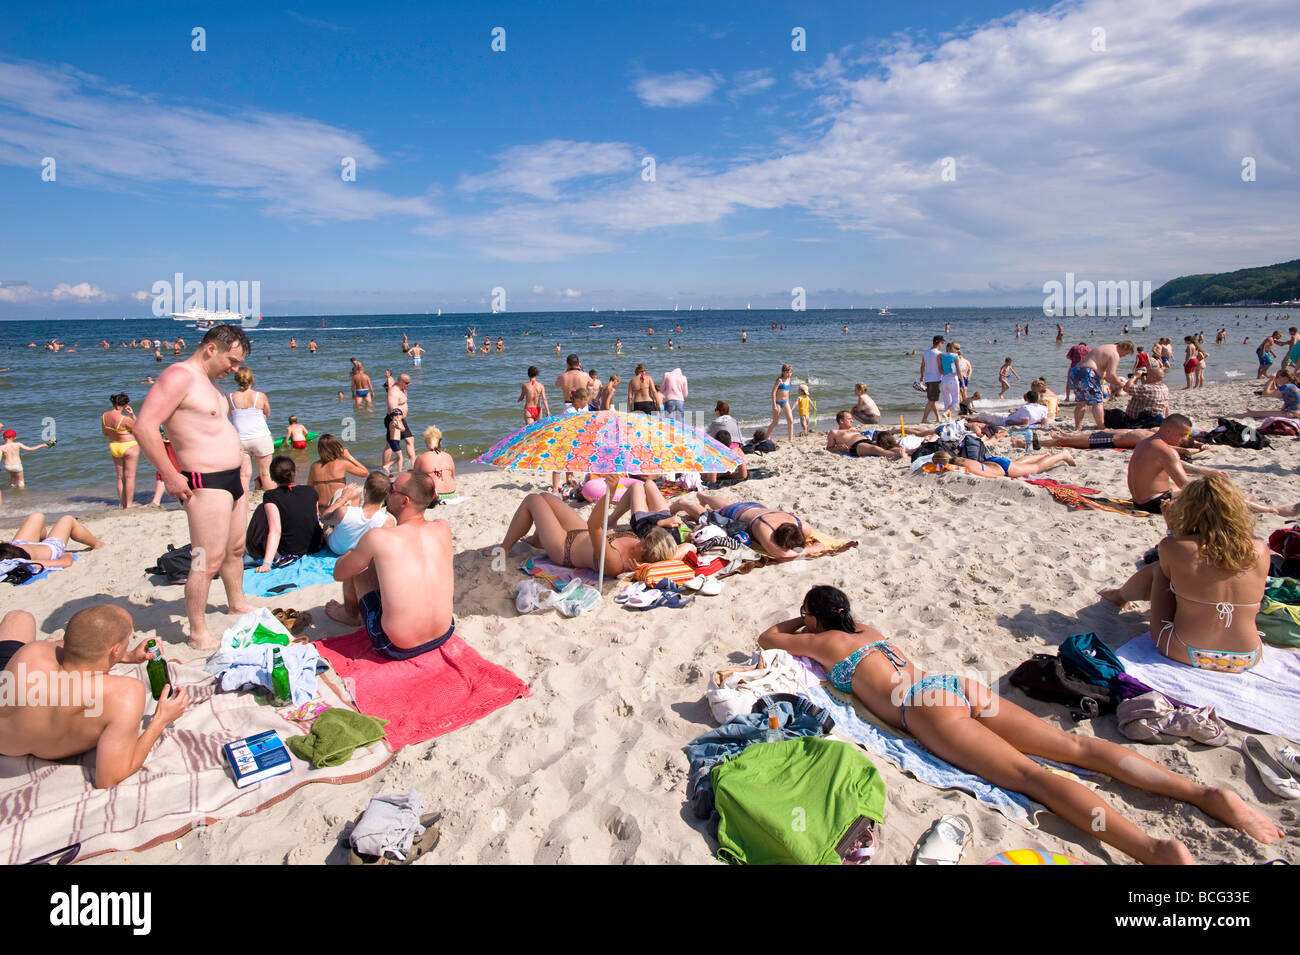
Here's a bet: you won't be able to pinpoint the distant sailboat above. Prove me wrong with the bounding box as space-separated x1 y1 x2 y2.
437 308 441 316
747 303 751 310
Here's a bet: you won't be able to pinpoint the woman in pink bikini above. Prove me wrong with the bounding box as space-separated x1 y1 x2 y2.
1101 476 1269 672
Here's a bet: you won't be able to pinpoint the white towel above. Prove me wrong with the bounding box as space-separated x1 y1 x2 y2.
1118 633 1300 740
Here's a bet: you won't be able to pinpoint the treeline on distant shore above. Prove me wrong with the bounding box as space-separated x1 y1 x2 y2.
1151 258 1300 306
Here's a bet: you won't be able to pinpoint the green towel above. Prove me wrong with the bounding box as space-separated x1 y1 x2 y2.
1264 576 1300 605
287 708 389 768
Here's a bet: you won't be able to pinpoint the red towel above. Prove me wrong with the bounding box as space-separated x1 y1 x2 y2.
317 631 530 749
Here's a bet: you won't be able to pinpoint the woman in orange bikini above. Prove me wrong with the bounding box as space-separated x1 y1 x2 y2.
1101 476 1269 672
100 393 140 508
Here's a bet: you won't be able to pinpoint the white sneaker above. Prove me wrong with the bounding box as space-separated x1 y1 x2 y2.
1243 737 1300 799
1276 744 1300 779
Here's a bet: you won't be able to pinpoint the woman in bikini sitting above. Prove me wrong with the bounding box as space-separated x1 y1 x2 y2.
414 426 456 501
100 393 140 508
1 511 105 569
1100 476 1269 673
307 434 370 508
489 475 677 573
669 490 823 559
760 585 1280 864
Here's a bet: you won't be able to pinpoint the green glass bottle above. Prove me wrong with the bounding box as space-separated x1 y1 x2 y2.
145 639 169 701
270 647 291 705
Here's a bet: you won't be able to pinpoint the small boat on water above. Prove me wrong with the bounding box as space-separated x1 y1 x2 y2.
171 307 261 329
590 323 604 328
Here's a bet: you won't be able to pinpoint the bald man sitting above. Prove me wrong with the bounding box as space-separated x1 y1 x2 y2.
0 605 189 788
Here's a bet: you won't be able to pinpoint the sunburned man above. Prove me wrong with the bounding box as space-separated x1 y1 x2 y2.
0 605 189 789
326 471 455 659
1071 340 1134 429
134 325 256 649
1127 414 1228 514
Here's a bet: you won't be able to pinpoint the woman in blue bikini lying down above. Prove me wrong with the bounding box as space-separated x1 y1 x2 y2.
759 585 1280 864
669 490 824 559
1100 476 1269 673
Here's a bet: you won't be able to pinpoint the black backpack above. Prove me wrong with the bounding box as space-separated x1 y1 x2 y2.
146 543 194 584
1009 653 1117 721
1206 417 1269 450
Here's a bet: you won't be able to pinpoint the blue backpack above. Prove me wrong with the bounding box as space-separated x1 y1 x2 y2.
1059 632 1125 688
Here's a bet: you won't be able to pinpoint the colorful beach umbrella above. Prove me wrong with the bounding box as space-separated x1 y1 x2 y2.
475 410 743 475
476 410 744 586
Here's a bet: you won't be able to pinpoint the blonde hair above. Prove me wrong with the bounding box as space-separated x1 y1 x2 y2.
234 367 254 389
780 364 792 376
424 426 443 451
570 387 589 406
855 382 867 394
641 527 677 563
1164 476 1257 573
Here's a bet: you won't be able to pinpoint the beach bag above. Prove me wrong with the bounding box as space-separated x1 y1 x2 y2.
960 433 990 463
1009 654 1116 720
146 543 194 584
1058 631 1125 689
742 438 777 454
633 558 695 585
1269 528 1300 562
1206 417 1268 450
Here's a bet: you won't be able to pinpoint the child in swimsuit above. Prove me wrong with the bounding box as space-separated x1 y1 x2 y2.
795 385 812 435
997 358 1018 397
285 416 309 451
1 430 48 488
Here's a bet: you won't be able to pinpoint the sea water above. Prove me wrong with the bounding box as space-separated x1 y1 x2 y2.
0 306 1285 515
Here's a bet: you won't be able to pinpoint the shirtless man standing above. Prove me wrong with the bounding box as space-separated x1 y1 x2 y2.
517 366 550 423
825 411 906 459
556 354 587 405
385 372 416 463
1127 414 1227 513
1071 340 1134 429
628 364 660 414
599 374 620 410
350 360 373 407
0 605 189 788
325 471 455 659
135 325 256 649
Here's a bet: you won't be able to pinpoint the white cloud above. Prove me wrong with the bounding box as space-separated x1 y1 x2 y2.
561 288 581 298
458 140 636 200
531 284 546 294
0 282 37 303
132 289 149 301
0 60 433 223
434 0 1300 276
730 69 775 98
634 71 720 107
52 281 109 301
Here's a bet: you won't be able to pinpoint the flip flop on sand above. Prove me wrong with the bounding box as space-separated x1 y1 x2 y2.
911 814 972 865
348 812 442 866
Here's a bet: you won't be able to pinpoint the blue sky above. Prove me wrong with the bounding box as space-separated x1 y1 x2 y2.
0 0 1297 317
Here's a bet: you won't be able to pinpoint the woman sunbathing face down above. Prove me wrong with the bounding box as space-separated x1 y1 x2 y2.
1101 476 1270 672
757 585 1280 864
930 448 1075 479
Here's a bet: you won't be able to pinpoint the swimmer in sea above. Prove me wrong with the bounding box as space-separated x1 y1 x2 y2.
308 340 317 354
518 366 551 423
351 360 373 407
409 343 425 367
741 330 747 343
496 337 504 353
289 338 297 350
402 332 410 354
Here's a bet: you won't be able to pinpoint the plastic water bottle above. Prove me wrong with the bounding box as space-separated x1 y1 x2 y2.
271 647 292 706
764 712 782 743
145 639 170 701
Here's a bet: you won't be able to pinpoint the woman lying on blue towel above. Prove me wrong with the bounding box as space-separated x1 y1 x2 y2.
759 585 1281 864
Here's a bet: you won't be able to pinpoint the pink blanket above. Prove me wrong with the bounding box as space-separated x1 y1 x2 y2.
316 632 530 749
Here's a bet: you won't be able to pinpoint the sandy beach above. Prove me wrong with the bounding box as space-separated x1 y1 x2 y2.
1 377 1294 865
